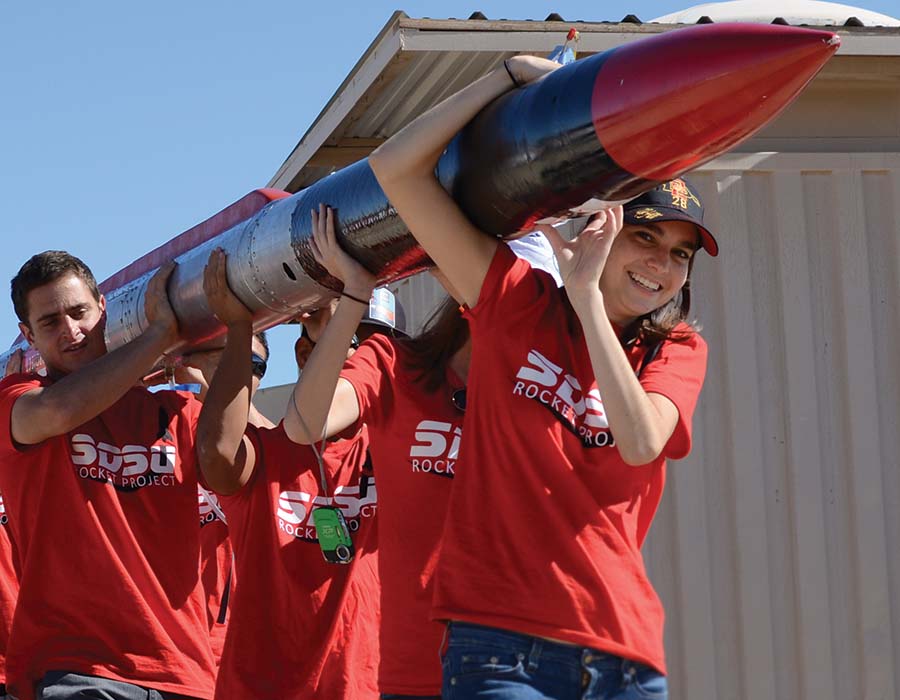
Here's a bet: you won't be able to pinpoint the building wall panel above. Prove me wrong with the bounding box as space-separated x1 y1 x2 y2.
863 169 900 698
388 268 446 335
648 155 900 700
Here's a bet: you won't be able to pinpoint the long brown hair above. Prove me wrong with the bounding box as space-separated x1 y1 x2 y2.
398 296 469 393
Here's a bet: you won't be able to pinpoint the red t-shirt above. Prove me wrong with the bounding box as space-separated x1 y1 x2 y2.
0 376 216 700
198 485 232 666
0 491 21 687
214 425 379 700
432 246 708 674
340 335 463 696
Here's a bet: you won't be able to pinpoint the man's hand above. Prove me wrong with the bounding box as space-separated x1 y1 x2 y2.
144 262 180 351
3 348 23 377
204 248 253 326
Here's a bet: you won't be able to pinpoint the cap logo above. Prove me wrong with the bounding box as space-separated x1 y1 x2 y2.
663 178 700 211
633 207 664 220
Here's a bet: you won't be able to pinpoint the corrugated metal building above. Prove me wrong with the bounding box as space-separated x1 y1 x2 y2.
259 5 900 698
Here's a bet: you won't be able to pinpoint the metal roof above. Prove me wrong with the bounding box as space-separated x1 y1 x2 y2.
268 11 900 193
652 0 900 26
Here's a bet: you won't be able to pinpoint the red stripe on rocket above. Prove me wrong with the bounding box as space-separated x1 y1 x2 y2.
592 23 840 181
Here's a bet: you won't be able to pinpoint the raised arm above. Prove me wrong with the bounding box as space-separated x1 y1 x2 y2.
541 211 681 466
282 204 375 446
369 56 559 308
195 249 258 495
177 350 275 430
11 264 179 445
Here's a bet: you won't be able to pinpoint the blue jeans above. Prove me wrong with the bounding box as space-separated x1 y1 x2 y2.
441 623 667 700
33 671 199 700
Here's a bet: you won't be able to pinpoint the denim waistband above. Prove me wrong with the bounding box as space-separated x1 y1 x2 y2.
446 621 630 673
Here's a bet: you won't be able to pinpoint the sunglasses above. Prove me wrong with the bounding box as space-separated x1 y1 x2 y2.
450 388 467 412
251 352 267 380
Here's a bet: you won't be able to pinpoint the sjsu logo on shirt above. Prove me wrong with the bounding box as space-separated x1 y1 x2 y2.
198 486 225 527
276 481 377 542
513 349 616 448
70 433 178 490
409 420 460 478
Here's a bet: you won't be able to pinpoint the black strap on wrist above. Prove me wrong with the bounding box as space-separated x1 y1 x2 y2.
340 290 369 306
503 59 522 88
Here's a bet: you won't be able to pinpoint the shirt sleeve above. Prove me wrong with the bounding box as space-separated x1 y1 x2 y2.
639 332 708 460
339 335 396 432
165 389 203 448
183 391 203 437
0 374 46 455
465 243 558 333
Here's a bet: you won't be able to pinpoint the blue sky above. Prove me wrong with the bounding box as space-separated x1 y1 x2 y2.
2 0 897 388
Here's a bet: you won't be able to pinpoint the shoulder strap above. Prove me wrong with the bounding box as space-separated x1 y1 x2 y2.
637 341 663 378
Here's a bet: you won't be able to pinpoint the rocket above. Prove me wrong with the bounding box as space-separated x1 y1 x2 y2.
3 23 840 373
4 188 290 374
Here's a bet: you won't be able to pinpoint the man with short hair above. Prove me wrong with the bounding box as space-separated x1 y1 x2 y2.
0 250 216 700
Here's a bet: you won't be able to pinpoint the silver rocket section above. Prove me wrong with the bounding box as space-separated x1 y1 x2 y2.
103 198 319 353
104 196 304 351
103 160 424 355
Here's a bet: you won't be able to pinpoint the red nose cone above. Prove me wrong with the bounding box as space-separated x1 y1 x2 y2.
593 24 840 181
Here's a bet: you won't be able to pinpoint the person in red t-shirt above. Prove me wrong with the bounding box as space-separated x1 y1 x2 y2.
196 484 231 667
366 56 718 700
283 205 468 699
0 489 20 700
195 249 380 700
0 363 23 700
283 206 560 700
0 251 216 700
169 331 275 670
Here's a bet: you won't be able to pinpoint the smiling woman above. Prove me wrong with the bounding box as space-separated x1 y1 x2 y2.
600 219 696 325
367 50 720 699
608 178 718 346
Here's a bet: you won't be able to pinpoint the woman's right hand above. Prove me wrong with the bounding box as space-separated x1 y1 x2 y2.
310 203 376 301
538 206 624 300
505 55 561 87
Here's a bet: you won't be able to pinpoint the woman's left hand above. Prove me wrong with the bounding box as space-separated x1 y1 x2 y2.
537 205 624 300
310 203 376 301
505 55 561 86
